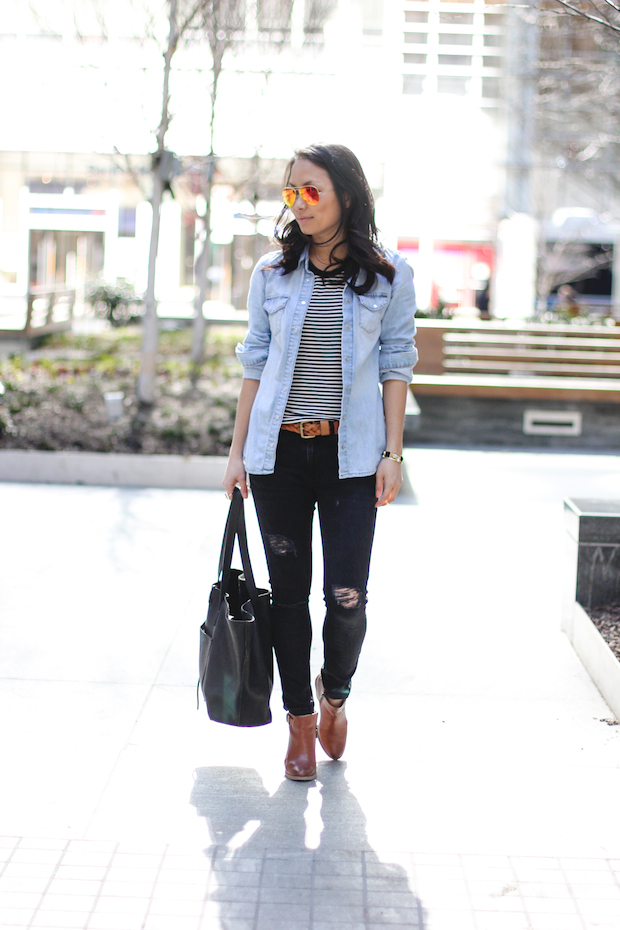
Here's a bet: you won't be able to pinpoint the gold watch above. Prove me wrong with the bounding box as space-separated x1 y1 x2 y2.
382 451 404 463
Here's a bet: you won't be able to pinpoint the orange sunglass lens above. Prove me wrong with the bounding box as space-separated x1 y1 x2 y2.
282 187 320 207
301 186 319 205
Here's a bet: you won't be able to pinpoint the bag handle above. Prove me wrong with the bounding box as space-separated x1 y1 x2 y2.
217 488 263 619
218 487 243 582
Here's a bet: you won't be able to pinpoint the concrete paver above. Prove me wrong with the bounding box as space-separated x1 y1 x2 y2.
1 448 620 929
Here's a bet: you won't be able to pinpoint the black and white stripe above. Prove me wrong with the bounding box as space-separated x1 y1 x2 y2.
282 273 345 423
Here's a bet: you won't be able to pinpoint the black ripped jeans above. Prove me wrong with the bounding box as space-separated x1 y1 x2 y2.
250 429 377 717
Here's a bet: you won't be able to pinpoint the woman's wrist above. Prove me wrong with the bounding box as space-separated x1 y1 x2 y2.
382 450 404 463
385 435 403 455
384 437 404 457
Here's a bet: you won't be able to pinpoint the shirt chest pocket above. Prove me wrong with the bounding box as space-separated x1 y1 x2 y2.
263 295 288 337
358 293 389 334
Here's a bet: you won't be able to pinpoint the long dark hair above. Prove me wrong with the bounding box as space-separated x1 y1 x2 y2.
272 143 395 294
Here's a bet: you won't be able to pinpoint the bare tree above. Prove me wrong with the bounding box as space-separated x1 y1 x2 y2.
543 0 620 34
189 0 246 374
138 0 214 404
28 0 333 399
527 2 620 311
535 1 620 196
28 0 211 404
188 0 298 375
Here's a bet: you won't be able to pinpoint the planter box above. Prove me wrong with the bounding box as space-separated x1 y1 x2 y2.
563 498 620 718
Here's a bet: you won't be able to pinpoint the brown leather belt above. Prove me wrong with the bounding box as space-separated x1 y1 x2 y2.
281 420 339 439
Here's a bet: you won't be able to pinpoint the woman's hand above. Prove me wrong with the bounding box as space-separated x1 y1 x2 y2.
222 379 260 500
223 454 249 499
375 457 402 507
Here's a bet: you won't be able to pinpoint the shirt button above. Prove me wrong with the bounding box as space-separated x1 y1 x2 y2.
288 356 292 362
293 327 298 333
346 325 350 330
345 298 351 303
301 301 306 305
344 356 349 361
345 386 350 392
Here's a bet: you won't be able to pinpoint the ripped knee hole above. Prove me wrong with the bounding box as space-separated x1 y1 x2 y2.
332 585 364 610
267 534 298 557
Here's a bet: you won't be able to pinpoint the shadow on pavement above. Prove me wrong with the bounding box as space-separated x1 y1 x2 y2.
191 762 426 928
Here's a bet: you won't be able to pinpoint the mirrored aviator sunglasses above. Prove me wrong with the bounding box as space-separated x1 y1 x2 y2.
282 186 321 208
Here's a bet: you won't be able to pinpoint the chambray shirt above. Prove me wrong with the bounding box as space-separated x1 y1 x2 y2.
236 247 417 479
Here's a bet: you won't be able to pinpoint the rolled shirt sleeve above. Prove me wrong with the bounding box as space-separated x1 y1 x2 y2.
378 251 418 383
235 252 277 380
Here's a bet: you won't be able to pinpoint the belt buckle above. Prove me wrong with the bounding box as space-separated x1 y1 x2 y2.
299 421 313 439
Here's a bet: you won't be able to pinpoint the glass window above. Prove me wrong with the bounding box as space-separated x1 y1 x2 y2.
118 207 136 238
483 55 502 68
405 11 428 21
28 180 65 194
439 12 473 23
405 32 428 43
403 74 425 94
257 0 293 29
438 76 468 94
439 33 473 45
404 53 427 63
439 54 472 65
484 34 501 46
358 0 384 34
484 12 505 24
181 213 196 286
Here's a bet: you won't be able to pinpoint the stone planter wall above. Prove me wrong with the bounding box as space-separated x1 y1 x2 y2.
0 450 226 490
563 498 620 719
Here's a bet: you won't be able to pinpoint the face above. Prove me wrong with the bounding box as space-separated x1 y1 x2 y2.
286 158 342 244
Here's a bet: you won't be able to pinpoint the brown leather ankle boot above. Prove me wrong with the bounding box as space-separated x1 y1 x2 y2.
285 712 318 781
315 674 347 760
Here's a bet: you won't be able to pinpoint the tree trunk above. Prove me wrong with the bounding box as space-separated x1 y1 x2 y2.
190 28 225 375
190 166 213 374
136 0 178 405
137 171 164 404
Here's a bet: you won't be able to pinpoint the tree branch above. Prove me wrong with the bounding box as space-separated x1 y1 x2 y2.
111 148 149 199
546 0 620 32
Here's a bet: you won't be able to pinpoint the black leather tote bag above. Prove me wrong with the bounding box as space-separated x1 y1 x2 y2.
199 488 273 726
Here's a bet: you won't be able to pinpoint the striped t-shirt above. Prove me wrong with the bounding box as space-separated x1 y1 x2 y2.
282 263 346 423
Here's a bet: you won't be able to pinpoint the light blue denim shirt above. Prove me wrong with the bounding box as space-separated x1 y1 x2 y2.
236 247 417 478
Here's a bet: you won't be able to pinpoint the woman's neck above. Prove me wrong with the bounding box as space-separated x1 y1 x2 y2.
309 240 348 271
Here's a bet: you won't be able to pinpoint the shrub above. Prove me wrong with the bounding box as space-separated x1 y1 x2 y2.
86 281 144 327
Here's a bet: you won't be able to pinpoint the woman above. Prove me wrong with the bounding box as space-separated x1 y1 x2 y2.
223 143 417 781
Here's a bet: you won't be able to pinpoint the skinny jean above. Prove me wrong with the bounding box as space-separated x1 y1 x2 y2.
250 429 377 717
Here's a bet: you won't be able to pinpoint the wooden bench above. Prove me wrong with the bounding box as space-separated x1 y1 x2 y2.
0 287 76 344
412 319 620 403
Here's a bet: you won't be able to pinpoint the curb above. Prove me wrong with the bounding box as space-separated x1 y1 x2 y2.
0 450 226 490
0 449 417 501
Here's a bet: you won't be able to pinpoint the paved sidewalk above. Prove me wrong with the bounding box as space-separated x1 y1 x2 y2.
1 448 620 930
